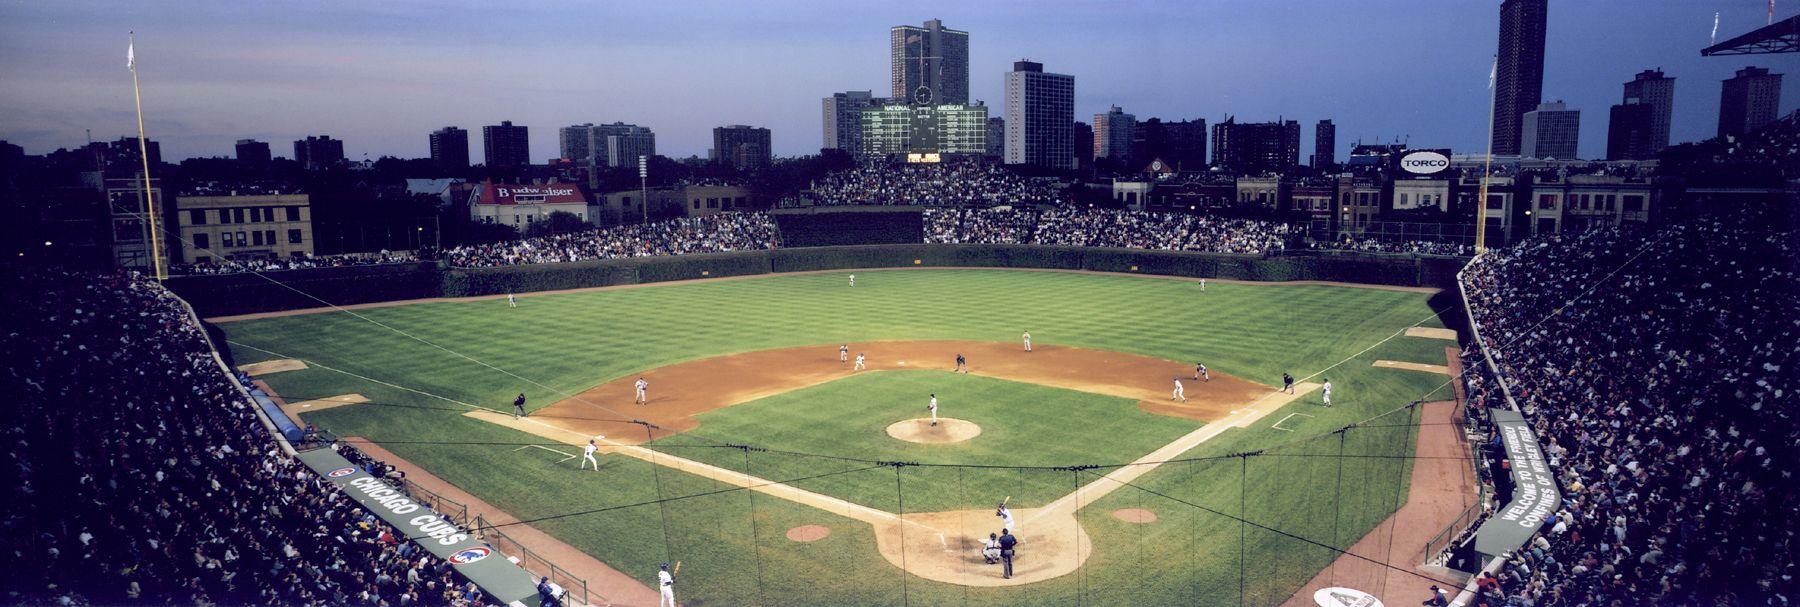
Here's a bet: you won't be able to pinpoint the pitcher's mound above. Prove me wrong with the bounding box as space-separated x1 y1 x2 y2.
786 525 830 542
1112 508 1158 523
886 418 981 444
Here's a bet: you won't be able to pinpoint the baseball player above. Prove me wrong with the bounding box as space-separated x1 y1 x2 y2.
927 394 939 426
849 273 855 287
982 533 1001 564
1172 377 1188 403
580 438 601 471
1022 331 1032 352
854 353 867 371
1198 278 1206 291
1321 379 1333 407
1282 373 1295 394
1194 361 1210 382
996 502 1017 532
507 293 517 308
955 353 968 374
635 378 649 404
840 344 849 363
512 393 527 419
658 563 676 607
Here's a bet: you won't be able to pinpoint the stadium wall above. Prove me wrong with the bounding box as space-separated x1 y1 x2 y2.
169 247 1465 317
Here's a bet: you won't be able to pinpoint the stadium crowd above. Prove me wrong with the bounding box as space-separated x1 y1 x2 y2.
1 270 500 607
924 207 1297 254
798 161 1060 207
170 250 422 276
1455 218 1797 605
1307 237 1473 256
444 213 779 268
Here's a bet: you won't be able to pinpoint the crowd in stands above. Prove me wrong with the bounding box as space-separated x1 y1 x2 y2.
924 207 1297 254
1308 237 1474 256
1454 218 1796 605
796 161 1060 207
1 270 499 607
444 213 778 268
171 250 422 276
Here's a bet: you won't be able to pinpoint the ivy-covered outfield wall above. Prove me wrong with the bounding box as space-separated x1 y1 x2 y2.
168 246 1466 318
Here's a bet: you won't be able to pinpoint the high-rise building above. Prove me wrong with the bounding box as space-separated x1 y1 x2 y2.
986 117 1006 159
1094 105 1137 163
823 91 883 153
1606 102 1654 161
560 123 595 164
1491 0 1548 156
292 136 344 170
1211 117 1300 173
234 139 271 166
429 127 470 170
1004 61 1075 169
600 124 657 169
1718 66 1784 138
1131 118 1207 171
1521 101 1581 159
482 121 530 168
1621 69 1674 152
1312 120 1335 169
1072 121 1094 170
858 102 988 159
713 125 772 171
891 19 969 105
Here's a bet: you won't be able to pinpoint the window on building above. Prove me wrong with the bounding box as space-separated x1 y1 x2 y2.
265 229 275 245
221 232 233 247
1538 194 1557 210
195 233 210 249
286 206 301 221
1487 195 1504 209
1623 195 1643 211
218 209 231 224
708 197 719 208
237 231 247 246
189 209 207 225
232 208 245 223
692 200 700 210
1399 193 1409 207
252 231 264 246
288 229 303 244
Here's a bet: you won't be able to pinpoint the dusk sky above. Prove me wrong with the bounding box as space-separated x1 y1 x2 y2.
2 1 1794 164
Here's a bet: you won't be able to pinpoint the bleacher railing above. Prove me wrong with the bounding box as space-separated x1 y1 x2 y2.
474 514 600 607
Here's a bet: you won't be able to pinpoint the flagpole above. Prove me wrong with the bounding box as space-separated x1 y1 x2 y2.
129 31 166 280
1474 56 1498 254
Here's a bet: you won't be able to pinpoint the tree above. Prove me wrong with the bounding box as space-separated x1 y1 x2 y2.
523 210 589 238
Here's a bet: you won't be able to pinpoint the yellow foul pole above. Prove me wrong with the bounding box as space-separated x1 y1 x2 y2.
129 31 166 280
1474 56 1498 254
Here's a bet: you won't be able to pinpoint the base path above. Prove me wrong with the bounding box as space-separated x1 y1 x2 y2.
529 340 1267 444
345 438 661 607
1279 369 1477 606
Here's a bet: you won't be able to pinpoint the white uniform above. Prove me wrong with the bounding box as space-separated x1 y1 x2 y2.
928 397 938 425
1199 279 1206 291
1022 332 1032 352
839 345 849 362
658 570 676 607
1322 381 1333 406
854 354 866 371
581 441 600 470
849 274 855 287
635 379 649 404
507 293 516 308
997 505 1017 532
1173 378 1187 402
982 536 1001 562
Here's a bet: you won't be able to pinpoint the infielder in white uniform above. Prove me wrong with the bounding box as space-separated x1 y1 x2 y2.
854 353 867 371
658 563 676 607
1321 379 1333 407
1022 331 1032 352
927 394 939 426
996 502 1017 532
635 378 649 404
580 438 601 470
1172 378 1188 403
839 344 849 363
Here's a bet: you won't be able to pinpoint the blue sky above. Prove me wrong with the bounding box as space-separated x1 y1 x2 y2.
1 1 1794 162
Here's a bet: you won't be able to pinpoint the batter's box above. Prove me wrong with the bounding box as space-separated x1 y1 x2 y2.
1270 412 1315 432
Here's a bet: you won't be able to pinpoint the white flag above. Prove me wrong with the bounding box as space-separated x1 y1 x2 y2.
127 40 135 69
1488 58 1497 90
1712 11 1720 45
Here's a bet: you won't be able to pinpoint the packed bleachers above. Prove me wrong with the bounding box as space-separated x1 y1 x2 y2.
0 270 499 607
445 213 779 268
171 250 423 276
796 161 1060 207
923 207 1297 254
1307 237 1473 256
1455 219 1797 605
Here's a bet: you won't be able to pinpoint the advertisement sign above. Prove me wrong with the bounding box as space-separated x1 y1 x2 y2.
1399 150 1451 175
1314 587 1384 607
1472 409 1562 558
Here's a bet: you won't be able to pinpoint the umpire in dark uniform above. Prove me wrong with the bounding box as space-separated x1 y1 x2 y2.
998 529 1018 579
513 393 527 419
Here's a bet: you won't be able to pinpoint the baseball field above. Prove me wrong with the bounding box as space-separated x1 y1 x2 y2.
219 268 1459 606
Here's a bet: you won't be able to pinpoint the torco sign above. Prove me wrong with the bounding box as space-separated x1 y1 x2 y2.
1398 150 1450 175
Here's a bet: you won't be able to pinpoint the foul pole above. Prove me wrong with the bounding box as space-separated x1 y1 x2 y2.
1473 56 1499 253
129 32 166 280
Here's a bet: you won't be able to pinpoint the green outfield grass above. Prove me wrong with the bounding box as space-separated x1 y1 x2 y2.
223 269 1457 606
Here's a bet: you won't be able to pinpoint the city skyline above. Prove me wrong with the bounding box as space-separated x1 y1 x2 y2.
1 1 1795 164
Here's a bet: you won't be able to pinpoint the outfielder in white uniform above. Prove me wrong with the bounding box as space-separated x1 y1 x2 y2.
1022 331 1032 352
854 353 867 371
927 394 939 426
634 378 649 404
997 503 1017 532
507 293 516 308
849 274 855 287
580 439 601 471
1172 378 1188 403
1321 379 1333 407
1198 278 1206 291
658 563 676 607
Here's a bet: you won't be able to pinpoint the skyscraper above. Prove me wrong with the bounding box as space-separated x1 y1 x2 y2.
598 125 656 170
1521 101 1581 159
1211 118 1300 173
713 125 772 171
1094 105 1136 163
986 117 1006 160
1130 119 1207 171
891 19 969 105
234 139 271 166
482 121 530 168
823 91 882 153
1491 0 1548 156
1718 66 1784 138
429 127 470 170
1621 69 1674 152
1004 61 1075 169
1606 102 1654 161
1312 120 1335 169
292 136 343 170
560 123 595 164
1071 121 1094 170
